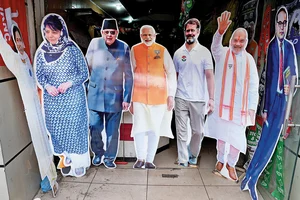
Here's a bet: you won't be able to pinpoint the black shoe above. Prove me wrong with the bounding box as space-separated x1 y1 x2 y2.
240 176 249 191
61 166 71 175
145 162 156 169
133 160 145 168
104 159 116 169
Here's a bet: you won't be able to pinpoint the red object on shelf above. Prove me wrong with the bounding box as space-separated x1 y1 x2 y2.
120 123 134 141
115 161 128 165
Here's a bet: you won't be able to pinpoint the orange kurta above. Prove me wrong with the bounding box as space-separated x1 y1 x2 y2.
132 43 167 105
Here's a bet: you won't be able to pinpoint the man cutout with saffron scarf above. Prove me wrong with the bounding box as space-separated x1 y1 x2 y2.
205 11 259 181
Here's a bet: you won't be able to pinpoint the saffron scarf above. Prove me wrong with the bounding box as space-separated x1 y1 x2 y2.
219 49 250 125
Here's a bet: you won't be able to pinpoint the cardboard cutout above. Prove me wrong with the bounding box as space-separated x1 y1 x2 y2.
34 13 90 177
0 0 30 66
130 25 176 169
0 25 58 196
241 6 298 200
173 18 214 167
204 10 259 182
85 18 133 169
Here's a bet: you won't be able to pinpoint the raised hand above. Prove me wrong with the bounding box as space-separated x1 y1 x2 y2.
217 11 232 35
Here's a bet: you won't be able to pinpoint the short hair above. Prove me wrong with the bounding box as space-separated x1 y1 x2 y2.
184 18 201 31
44 15 63 31
140 25 156 35
276 7 287 22
12 25 22 41
230 28 248 49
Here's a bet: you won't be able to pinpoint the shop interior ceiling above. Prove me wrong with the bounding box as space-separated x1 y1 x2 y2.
60 0 234 51
92 0 181 22
90 0 228 23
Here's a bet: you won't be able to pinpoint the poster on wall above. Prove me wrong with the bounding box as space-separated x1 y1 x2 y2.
241 6 298 200
0 0 30 66
243 3 272 172
238 0 260 64
286 0 300 55
285 0 300 125
178 0 195 28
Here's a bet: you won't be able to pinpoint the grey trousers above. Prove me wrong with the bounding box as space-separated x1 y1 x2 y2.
175 97 205 163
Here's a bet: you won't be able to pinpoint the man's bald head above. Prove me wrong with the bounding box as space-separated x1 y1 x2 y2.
230 28 248 54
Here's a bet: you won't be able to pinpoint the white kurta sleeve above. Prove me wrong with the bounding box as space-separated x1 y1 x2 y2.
211 32 224 63
248 55 259 111
163 48 177 97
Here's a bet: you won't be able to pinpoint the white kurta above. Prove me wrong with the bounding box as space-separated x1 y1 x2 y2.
0 34 57 188
130 45 177 138
205 32 259 154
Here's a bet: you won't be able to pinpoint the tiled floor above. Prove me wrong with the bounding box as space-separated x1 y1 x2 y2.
34 138 264 200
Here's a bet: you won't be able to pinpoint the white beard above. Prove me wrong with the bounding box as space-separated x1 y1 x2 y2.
143 39 155 46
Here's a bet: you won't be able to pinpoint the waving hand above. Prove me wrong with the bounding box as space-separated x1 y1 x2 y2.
217 11 232 35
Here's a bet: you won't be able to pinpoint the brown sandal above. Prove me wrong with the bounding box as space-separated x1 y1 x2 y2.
215 161 224 171
226 163 238 181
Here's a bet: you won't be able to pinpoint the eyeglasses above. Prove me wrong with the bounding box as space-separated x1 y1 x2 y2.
277 20 287 28
103 30 116 35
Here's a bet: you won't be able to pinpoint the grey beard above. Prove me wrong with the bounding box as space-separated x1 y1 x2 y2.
186 38 195 44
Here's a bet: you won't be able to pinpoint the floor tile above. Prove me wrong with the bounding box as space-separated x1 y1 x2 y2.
206 186 264 200
148 168 203 186
61 166 97 183
147 185 209 200
198 147 217 169
154 143 200 169
154 145 180 168
34 182 89 200
199 168 239 186
93 168 147 185
85 184 146 200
